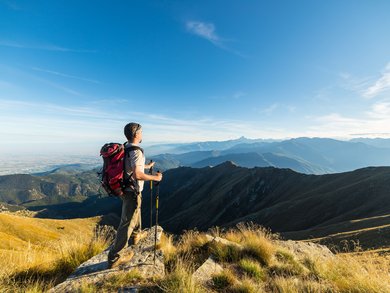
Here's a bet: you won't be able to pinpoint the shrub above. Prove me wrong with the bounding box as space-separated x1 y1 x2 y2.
230 278 265 293
238 258 266 281
158 260 204 293
241 234 275 266
211 270 237 290
209 241 243 263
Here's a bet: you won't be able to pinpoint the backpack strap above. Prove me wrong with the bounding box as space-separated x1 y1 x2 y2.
125 145 144 157
122 144 144 193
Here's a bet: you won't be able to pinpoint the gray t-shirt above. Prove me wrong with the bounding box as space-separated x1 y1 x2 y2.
124 143 145 193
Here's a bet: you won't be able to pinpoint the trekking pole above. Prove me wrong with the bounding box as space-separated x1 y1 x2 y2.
149 160 153 229
154 171 160 264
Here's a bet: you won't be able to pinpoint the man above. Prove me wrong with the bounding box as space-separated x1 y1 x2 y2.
107 122 163 268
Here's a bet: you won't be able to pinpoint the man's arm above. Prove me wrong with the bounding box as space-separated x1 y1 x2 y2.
133 165 162 181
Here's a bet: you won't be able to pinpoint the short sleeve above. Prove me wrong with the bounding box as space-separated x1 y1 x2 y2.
129 149 144 168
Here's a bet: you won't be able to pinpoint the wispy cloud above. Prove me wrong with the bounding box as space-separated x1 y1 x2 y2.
185 21 244 57
310 104 390 138
32 67 100 84
339 72 372 95
363 62 390 98
186 21 220 44
340 63 390 99
259 103 296 116
367 100 390 118
0 40 96 53
0 98 282 152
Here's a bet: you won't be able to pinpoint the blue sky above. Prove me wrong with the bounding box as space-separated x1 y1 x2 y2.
1 0 390 155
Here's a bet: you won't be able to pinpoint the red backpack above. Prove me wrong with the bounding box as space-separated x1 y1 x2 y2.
99 143 143 196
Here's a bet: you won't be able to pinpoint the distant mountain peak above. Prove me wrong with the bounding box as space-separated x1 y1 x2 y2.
213 160 239 169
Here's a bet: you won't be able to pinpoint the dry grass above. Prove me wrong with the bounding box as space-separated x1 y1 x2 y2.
271 277 335 293
156 223 390 293
100 269 143 291
157 233 177 265
208 241 243 263
314 252 390 293
158 259 204 293
238 258 266 281
271 249 309 277
211 269 237 290
0 214 112 292
1 216 389 293
231 278 265 293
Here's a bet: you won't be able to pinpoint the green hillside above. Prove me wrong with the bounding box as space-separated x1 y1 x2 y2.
0 170 100 204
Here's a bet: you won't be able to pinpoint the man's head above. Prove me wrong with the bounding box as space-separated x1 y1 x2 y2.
124 122 143 143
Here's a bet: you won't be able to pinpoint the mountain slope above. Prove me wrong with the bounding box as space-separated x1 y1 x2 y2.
0 213 101 251
141 163 390 248
0 170 100 205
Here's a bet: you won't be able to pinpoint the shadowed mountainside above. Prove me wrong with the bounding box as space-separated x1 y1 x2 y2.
141 162 390 249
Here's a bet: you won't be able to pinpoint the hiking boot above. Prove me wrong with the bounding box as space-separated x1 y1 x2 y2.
107 253 120 269
110 251 134 268
128 230 148 246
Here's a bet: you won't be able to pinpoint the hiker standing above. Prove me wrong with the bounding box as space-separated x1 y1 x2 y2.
107 122 162 268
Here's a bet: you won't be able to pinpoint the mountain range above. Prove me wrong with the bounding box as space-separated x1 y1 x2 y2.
150 137 390 174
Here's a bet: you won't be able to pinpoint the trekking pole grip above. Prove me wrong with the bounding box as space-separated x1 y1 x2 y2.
155 170 161 186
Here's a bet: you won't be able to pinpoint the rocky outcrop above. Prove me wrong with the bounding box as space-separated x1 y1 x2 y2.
50 226 164 292
276 239 334 260
193 257 223 285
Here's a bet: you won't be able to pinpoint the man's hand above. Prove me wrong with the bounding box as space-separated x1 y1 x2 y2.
155 172 163 182
149 161 156 169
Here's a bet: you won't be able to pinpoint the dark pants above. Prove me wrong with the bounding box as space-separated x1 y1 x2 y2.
108 191 142 261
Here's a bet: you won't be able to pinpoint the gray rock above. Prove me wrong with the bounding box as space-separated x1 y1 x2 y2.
193 257 224 285
50 226 164 292
276 239 334 260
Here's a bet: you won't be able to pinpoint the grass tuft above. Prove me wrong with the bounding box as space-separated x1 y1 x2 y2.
211 269 237 290
241 234 275 266
230 278 265 293
209 241 243 263
238 258 266 281
101 270 143 290
158 260 204 293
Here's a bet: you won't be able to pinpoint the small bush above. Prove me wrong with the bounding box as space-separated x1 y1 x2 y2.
272 249 308 277
238 258 266 281
241 234 275 266
275 249 295 263
230 278 265 293
209 242 243 263
211 270 237 290
158 260 203 293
